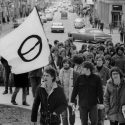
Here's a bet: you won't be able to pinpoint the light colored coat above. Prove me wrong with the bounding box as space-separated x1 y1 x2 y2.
59 68 73 102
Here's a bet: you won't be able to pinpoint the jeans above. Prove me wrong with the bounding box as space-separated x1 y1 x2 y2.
3 65 11 91
11 87 27 103
97 109 105 125
61 105 75 125
120 32 125 43
79 105 98 125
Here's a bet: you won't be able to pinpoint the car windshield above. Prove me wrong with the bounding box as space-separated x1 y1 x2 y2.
52 23 63 26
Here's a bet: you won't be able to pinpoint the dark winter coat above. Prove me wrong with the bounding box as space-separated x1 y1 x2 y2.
104 79 125 123
31 82 67 124
13 73 29 88
71 73 103 108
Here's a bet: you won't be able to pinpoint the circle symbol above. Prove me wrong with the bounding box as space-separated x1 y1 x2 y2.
18 35 42 62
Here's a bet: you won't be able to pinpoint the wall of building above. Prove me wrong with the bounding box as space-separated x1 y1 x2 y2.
97 1 110 28
97 0 125 28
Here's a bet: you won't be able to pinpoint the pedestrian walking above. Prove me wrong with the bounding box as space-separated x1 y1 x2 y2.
59 58 79 125
100 22 104 31
72 54 84 74
119 24 124 43
95 54 110 87
109 22 113 34
31 66 67 125
1 57 13 94
98 19 101 29
104 67 125 125
71 61 104 125
95 54 110 125
11 72 30 106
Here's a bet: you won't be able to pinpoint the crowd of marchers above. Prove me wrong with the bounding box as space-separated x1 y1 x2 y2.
1 36 125 125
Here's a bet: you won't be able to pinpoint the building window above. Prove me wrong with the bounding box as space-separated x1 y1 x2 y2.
112 5 122 11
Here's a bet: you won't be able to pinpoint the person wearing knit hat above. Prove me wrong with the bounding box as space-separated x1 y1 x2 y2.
59 58 79 125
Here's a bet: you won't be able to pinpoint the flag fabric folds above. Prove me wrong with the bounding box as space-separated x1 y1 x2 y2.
0 7 50 74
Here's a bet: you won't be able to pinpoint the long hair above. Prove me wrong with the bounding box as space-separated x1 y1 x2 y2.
44 66 57 82
83 61 95 73
110 66 123 79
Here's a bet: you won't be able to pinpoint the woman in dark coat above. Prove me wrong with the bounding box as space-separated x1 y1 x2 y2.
11 72 29 106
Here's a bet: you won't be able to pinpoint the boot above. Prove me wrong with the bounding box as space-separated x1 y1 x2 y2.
22 102 30 106
11 100 18 105
3 90 8 94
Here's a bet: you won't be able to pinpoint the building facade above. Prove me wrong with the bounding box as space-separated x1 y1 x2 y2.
96 0 125 28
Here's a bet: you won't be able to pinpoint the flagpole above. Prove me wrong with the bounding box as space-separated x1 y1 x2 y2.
34 6 58 72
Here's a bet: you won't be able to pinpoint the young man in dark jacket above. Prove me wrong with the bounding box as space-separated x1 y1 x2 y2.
71 61 104 125
31 66 67 125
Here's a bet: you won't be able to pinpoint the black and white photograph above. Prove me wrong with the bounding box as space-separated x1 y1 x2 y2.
0 0 125 125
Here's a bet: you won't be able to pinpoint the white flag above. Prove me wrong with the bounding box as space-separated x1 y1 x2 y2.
0 7 50 74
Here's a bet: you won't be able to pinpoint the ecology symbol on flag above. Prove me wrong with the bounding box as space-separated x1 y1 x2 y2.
18 35 42 62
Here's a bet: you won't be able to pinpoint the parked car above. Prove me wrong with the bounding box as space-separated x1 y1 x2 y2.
61 11 68 19
74 18 85 29
68 28 112 44
46 13 53 21
51 22 64 33
40 15 47 23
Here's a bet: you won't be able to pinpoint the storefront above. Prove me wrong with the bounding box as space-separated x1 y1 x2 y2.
96 0 125 28
112 5 122 27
